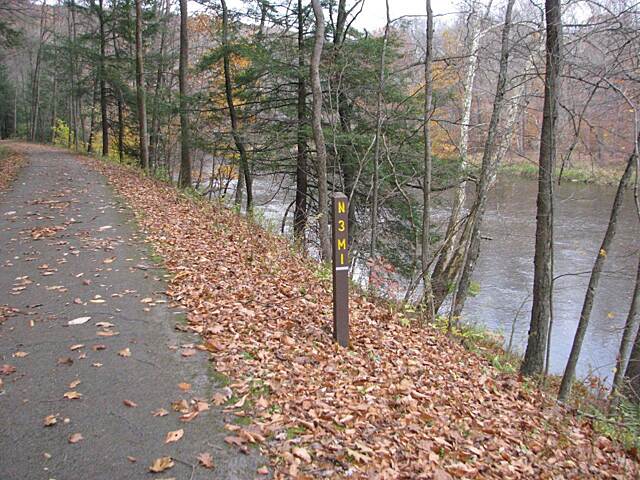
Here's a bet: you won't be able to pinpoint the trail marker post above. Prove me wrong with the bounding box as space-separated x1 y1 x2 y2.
332 193 349 347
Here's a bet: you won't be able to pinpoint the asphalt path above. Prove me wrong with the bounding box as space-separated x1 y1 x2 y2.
0 143 264 479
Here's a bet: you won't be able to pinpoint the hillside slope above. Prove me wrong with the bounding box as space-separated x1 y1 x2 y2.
83 152 637 479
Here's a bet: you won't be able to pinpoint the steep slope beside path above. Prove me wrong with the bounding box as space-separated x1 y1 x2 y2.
0 143 264 479
79 147 639 478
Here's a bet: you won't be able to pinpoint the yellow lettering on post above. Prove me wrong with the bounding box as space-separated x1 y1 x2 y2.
338 201 346 214
338 220 345 232
337 238 346 250
340 253 345 265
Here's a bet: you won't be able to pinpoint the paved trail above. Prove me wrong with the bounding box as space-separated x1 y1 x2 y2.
0 144 263 479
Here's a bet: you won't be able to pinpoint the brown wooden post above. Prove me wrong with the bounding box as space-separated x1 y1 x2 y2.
332 193 349 347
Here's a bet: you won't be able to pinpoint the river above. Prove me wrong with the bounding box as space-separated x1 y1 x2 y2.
243 172 640 384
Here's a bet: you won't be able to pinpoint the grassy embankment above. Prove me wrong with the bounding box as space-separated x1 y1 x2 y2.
499 160 626 185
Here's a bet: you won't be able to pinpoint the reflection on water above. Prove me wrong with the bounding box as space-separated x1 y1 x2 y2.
466 178 639 382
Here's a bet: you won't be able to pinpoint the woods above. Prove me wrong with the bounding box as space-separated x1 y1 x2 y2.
1 0 640 425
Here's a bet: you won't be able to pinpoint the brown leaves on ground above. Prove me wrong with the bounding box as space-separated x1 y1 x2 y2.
85 155 640 478
164 429 184 444
0 364 16 375
149 456 174 473
0 148 27 191
43 415 57 427
197 452 214 469
68 433 83 444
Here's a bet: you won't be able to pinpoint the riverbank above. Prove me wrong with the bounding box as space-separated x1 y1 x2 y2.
499 160 626 185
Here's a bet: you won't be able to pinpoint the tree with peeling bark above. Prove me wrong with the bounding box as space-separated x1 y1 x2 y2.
310 0 331 262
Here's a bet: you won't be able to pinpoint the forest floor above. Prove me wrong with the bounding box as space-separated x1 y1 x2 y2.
1 142 639 479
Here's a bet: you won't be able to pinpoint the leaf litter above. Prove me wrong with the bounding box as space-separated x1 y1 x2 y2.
84 153 640 478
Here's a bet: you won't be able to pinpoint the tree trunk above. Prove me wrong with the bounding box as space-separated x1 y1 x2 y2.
521 0 562 377
98 0 109 156
446 0 516 318
87 75 98 153
370 0 390 259
421 0 434 304
150 0 171 169
221 0 252 210
612 254 640 401
293 0 308 244
558 146 636 400
310 0 331 262
178 0 191 188
30 2 47 142
431 2 484 294
135 0 149 170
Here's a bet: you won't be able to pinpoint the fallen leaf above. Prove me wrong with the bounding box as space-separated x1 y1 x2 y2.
171 399 189 413
103 256 116 264
92 362 103 368
0 364 16 375
233 394 248 409
177 382 191 392
149 457 174 473
68 379 81 388
197 452 214 469
224 435 245 447
211 387 232 406
180 410 199 422
127 456 137 463
118 348 131 357
68 316 91 325
123 399 138 408
69 344 85 351
165 429 184 444
14 351 29 358
293 447 311 463
57 357 73 366
97 330 119 337
95 321 115 328
63 391 82 400
92 344 106 351
68 433 84 444
181 348 196 357
257 466 269 475
152 408 169 417
141 297 153 303
44 415 57 427
98 225 112 231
